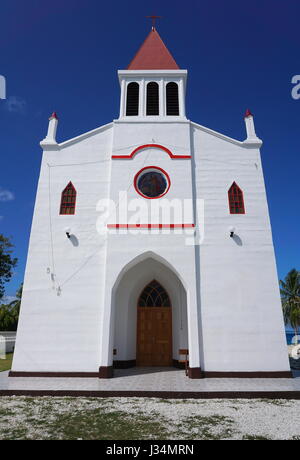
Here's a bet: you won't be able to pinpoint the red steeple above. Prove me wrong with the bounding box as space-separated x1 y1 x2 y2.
127 28 180 70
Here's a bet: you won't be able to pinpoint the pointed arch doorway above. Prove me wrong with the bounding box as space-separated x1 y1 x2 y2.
136 280 173 366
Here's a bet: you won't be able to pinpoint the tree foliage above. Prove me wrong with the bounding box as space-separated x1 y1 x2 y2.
0 284 22 331
280 268 300 339
0 234 17 300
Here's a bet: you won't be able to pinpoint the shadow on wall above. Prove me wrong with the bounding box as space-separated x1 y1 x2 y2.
232 235 243 246
68 235 79 247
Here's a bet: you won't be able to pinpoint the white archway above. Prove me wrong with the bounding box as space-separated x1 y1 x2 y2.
112 253 188 367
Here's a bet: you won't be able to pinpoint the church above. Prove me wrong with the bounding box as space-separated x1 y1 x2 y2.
10 25 290 379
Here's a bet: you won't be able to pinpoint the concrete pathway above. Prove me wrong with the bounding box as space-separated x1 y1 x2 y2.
1 368 300 397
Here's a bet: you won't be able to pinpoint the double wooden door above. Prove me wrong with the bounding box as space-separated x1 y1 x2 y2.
136 280 172 367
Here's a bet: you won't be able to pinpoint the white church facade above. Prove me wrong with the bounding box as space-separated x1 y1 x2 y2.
11 27 290 379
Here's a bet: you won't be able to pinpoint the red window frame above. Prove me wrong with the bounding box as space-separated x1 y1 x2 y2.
60 182 77 215
228 182 245 214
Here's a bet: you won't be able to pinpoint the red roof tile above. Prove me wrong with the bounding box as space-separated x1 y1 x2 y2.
127 28 179 70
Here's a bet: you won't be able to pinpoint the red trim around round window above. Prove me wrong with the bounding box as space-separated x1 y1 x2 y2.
134 166 171 199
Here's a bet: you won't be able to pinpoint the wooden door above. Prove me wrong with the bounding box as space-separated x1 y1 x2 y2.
136 280 172 367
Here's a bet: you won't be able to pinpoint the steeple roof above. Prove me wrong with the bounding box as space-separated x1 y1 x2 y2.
127 28 180 70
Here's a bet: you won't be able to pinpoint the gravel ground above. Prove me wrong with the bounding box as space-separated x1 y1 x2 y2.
0 396 300 440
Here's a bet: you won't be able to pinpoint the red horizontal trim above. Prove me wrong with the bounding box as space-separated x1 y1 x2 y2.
112 144 191 160
107 224 195 229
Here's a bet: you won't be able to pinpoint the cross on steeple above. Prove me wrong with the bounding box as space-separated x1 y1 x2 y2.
146 15 162 30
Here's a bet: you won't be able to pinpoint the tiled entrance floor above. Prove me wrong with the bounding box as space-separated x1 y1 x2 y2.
1 368 300 397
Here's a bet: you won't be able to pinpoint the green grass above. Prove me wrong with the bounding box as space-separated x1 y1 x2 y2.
0 398 170 440
0 397 237 440
0 353 13 372
0 396 299 440
49 410 169 440
0 399 237 440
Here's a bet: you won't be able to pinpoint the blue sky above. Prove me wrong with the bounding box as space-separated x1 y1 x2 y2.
0 0 299 297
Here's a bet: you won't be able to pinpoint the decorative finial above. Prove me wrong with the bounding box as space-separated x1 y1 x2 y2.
41 111 59 148
146 15 162 30
49 112 58 120
244 109 253 118
243 108 262 145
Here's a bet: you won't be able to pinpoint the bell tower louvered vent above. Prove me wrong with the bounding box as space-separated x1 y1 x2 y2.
126 82 139 116
146 82 159 115
118 27 187 120
166 82 179 116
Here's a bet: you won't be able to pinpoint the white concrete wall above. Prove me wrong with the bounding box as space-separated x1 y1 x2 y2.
12 125 113 372
109 122 193 223
99 119 203 370
12 111 289 375
192 124 289 372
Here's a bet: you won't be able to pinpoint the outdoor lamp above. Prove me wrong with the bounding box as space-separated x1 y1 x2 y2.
229 226 236 238
65 227 71 239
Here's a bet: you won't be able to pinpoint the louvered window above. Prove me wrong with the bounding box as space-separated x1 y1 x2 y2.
126 82 139 116
166 82 179 115
146 82 159 116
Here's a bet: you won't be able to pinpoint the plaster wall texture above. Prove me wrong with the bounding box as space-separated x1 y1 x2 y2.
11 104 289 374
192 125 289 371
12 126 113 372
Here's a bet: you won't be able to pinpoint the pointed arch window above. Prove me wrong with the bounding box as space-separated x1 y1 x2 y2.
228 182 245 214
126 82 139 116
60 182 77 215
138 280 171 307
146 82 159 116
166 82 179 115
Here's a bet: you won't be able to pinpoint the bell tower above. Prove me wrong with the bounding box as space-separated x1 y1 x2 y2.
118 27 187 121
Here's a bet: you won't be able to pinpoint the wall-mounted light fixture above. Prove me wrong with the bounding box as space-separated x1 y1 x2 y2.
65 227 71 239
228 226 236 238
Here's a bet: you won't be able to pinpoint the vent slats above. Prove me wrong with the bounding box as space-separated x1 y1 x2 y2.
166 82 179 116
126 82 139 116
146 82 159 116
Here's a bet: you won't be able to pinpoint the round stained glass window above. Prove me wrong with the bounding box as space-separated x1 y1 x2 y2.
134 167 170 199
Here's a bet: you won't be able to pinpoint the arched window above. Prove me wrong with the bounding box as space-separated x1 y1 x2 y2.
166 82 179 116
138 280 171 307
60 182 77 215
228 182 245 214
126 82 139 116
146 82 159 116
